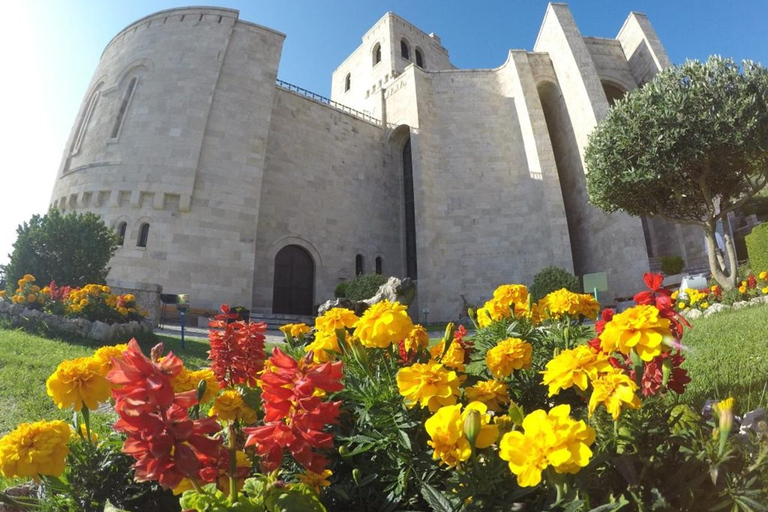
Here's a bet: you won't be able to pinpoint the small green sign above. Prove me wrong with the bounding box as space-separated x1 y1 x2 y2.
582 272 608 293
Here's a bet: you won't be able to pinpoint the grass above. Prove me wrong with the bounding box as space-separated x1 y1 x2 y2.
681 304 768 411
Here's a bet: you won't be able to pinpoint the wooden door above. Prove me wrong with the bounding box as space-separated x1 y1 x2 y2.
272 245 314 315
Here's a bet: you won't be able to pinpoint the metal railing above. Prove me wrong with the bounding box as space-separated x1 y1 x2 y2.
275 79 381 125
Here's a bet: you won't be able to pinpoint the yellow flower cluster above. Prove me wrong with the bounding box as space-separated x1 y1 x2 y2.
10 274 44 306
316 308 359 332
353 300 413 349
430 337 466 372
0 420 71 479
403 325 430 354
476 284 533 328
279 323 311 340
46 356 113 411
298 469 333 493
541 345 611 396
305 308 360 363
425 402 499 467
588 370 641 420
397 360 461 412
92 343 129 373
684 288 708 307
539 288 600 321
499 405 595 487
485 337 533 379
209 389 258 424
305 329 347 363
599 304 673 362
171 366 220 404
464 380 510 412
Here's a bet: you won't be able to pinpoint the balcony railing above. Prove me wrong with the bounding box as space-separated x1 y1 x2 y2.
275 79 381 125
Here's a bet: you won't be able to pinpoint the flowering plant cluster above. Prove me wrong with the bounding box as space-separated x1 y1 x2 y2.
672 270 768 311
2 276 767 511
2 273 146 323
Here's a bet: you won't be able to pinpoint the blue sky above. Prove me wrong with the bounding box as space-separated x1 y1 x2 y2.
1 0 766 267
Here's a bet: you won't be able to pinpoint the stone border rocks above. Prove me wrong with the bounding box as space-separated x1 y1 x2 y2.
682 295 768 320
0 300 152 343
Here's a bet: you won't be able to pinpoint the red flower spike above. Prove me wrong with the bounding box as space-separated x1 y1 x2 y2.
208 304 267 388
245 348 343 473
612 350 691 397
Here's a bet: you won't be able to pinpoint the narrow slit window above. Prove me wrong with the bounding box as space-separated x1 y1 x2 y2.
401 40 410 60
415 49 424 68
111 77 138 139
373 43 381 66
355 254 364 275
345 73 351 92
71 88 101 155
116 222 127 246
375 256 383 275
137 222 150 248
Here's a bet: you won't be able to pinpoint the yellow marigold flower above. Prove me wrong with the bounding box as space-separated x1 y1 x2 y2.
27 294 37 303
425 402 498 467
759 271 767 281
0 290 5 299
209 389 257 424
739 285 748 294
762 286 768 295
677 302 686 309
279 323 312 339
599 304 673 362
499 404 595 487
685 288 707 305
92 344 129 374
304 329 343 363
541 345 611 396
298 469 333 493
430 338 466 372
588 370 641 420
80 298 90 307
0 420 70 480
316 308 359 332
46 357 112 411
403 325 430 353
123 293 135 302
464 380 510 412
540 289 600 320
486 338 533 379
671 290 679 300
117 306 129 316
171 367 220 404
396 360 460 412
700 301 709 310
354 300 413 349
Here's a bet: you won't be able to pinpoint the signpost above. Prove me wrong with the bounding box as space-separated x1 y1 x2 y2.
176 294 190 349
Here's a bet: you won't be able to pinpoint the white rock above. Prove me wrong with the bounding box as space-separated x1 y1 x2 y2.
703 303 731 316
685 309 702 320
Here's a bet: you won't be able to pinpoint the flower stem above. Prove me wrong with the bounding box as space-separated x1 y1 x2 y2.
228 422 238 503
81 404 93 446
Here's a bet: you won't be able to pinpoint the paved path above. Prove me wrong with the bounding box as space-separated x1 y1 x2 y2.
155 324 287 344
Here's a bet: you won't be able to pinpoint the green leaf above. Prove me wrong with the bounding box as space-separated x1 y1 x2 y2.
420 483 456 512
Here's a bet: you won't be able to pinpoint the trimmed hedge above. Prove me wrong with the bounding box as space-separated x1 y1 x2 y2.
340 274 389 301
660 255 685 275
746 223 768 272
530 266 580 301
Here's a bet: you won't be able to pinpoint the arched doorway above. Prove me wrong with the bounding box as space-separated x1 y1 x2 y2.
272 245 314 315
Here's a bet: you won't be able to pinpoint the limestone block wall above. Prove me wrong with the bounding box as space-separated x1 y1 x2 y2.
390 58 574 321
251 89 401 313
51 7 285 311
107 279 162 327
534 3 649 299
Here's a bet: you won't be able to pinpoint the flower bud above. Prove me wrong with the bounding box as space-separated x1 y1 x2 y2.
494 414 513 436
338 445 350 457
463 409 481 447
508 402 524 428
715 397 734 456
352 468 362 486
661 357 672 387
443 323 455 344
196 379 207 404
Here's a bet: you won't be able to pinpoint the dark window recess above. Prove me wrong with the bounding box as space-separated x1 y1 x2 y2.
112 77 137 138
355 254 364 276
272 245 314 315
116 222 127 246
373 44 381 65
345 73 351 92
403 138 418 279
415 49 424 68
401 40 409 60
137 223 150 248
375 256 383 275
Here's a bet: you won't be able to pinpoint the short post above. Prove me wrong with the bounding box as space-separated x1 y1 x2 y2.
422 307 430 325
593 287 598 301
176 294 190 349
180 309 186 349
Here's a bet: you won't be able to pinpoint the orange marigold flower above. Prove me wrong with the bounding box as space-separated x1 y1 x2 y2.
486 338 533 379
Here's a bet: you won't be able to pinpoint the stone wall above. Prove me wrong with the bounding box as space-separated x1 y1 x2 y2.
107 279 162 327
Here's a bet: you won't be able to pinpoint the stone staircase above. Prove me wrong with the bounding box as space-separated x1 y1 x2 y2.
249 312 315 331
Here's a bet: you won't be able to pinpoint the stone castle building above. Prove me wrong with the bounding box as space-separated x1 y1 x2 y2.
50 3 706 321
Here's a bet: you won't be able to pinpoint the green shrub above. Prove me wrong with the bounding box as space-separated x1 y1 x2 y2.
530 266 580 301
344 274 389 301
721 288 744 306
334 281 349 299
660 255 685 275
4 208 117 292
746 223 768 272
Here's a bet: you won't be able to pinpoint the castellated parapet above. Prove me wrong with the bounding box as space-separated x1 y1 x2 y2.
52 4 705 321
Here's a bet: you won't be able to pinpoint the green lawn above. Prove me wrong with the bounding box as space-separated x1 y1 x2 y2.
681 304 768 411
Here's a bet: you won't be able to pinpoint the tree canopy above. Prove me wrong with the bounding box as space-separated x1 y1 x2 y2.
3 208 118 291
585 56 768 288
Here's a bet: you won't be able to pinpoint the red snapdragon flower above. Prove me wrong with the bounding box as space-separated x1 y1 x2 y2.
208 304 267 388
748 274 757 290
48 281 72 302
107 340 223 489
610 350 691 397
244 348 343 473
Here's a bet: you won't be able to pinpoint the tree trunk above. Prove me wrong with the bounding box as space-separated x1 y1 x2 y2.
721 216 739 288
704 223 737 290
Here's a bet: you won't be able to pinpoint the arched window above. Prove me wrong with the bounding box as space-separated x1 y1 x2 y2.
71 85 101 155
355 254 364 275
137 222 150 248
373 43 382 66
111 77 138 139
602 82 626 107
415 49 424 68
116 221 127 246
375 256 383 275
400 40 410 60
345 73 351 92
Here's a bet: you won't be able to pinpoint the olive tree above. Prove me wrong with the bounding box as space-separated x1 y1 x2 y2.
585 56 768 289
4 208 118 291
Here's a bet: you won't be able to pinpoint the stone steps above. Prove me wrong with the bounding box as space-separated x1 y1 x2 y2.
249 313 315 330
